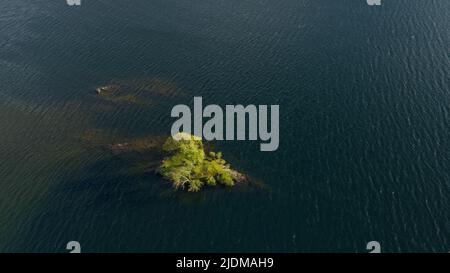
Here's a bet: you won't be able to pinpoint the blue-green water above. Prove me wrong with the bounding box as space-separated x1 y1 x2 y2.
0 0 448 252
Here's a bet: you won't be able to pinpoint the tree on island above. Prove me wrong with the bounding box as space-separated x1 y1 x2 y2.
158 132 241 192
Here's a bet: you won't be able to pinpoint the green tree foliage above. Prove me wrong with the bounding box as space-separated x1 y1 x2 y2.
158 133 235 192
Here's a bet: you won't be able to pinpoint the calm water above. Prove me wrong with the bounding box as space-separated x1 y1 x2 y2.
0 0 448 252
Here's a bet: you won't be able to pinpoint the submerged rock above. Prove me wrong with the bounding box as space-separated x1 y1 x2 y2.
81 131 267 191
108 136 166 154
94 77 184 107
95 84 120 95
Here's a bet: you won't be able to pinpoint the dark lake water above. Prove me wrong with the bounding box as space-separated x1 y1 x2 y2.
0 0 448 252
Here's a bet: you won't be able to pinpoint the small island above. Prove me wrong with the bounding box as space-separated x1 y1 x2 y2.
158 132 246 192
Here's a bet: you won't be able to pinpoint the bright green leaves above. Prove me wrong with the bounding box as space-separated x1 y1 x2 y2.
158 133 236 192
